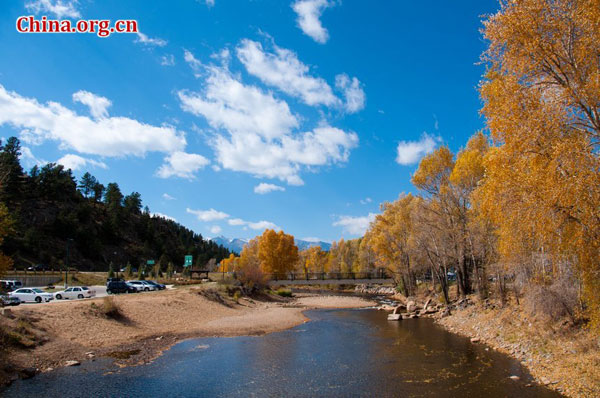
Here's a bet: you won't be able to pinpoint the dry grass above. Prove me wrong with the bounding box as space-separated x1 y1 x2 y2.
437 296 600 398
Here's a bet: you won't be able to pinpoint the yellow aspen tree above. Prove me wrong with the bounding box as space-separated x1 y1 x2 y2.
479 0 600 326
257 229 299 275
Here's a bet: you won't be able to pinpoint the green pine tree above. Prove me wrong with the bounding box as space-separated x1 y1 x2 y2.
125 262 132 278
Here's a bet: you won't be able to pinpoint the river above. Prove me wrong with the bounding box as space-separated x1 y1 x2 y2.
3 309 563 397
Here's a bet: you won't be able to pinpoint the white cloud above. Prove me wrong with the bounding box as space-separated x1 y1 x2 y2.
333 213 376 236
210 225 222 234
204 0 215 7
226 217 279 231
156 151 209 179
335 74 365 113
292 0 334 44
186 208 229 222
247 220 279 230
395 133 441 165
162 193 176 201
360 197 372 205
236 39 338 107
135 32 167 47
72 90 111 119
160 54 175 66
179 51 358 185
57 154 107 171
152 212 177 222
0 85 186 157
25 0 80 18
179 56 298 141
254 182 285 194
20 146 46 169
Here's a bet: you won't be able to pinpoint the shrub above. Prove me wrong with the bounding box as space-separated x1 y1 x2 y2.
274 288 292 298
523 273 579 323
233 290 242 303
237 262 267 294
101 297 124 320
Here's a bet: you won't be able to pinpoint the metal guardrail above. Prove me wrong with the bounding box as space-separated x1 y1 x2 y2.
267 270 391 281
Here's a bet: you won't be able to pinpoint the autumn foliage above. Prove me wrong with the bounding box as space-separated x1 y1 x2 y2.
224 229 299 289
352 0 600 329
479 0 600 328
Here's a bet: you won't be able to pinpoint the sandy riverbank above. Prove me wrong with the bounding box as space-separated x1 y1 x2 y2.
1 286 375 385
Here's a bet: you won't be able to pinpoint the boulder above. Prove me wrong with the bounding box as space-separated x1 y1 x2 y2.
64 360 80 367
410 313 419 319
470 337 481 343
387 314 401 321
509 375 520 381
406 301 416 312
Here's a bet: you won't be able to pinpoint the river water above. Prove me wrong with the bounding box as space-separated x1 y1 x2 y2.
3 309 562 398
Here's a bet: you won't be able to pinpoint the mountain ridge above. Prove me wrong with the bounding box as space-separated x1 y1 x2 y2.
209 235 331 254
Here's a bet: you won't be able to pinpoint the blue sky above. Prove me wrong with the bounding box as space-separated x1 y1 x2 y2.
0 0 499 242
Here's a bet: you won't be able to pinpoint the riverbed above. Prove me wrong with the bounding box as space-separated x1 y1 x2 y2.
3 309 563 397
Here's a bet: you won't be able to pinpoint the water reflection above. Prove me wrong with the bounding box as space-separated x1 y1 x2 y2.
3 309 563 398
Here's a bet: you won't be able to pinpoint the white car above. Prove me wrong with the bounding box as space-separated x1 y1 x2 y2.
127 280 157 292
54 286 96 300
9 288 54 303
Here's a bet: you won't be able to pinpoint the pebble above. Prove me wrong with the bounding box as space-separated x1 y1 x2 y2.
64 360 80 367
470 337 480 343
509 375 520 381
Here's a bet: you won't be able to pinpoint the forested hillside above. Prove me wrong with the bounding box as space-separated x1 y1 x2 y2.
0 137 230 272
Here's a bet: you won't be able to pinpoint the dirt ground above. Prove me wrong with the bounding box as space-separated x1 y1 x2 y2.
0 286 375 385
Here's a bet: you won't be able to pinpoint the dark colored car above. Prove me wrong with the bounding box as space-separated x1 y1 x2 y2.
0 280 22 292
27 264 50 272
106 280 137 294
145 280 166 290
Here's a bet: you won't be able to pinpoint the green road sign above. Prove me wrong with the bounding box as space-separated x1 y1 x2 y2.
184 255 193 267
147 260 155 265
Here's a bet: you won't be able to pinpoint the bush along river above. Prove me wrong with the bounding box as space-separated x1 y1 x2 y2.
3 309 563 398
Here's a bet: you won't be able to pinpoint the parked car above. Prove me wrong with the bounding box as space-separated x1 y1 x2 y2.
127 280 157 292
145 280 166 290
106 280 137 294
27 264 50 272
0 280 23 292
54 286 96 300
9 288 54 303
0 294 20 306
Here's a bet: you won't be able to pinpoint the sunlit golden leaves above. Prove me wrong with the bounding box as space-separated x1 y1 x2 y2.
479 0 600 328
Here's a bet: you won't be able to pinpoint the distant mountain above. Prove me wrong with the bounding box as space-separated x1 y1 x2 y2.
295 239 331 252
209 236 331 254
209 236 249 254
